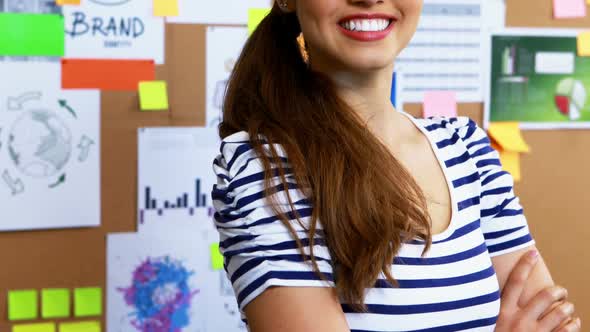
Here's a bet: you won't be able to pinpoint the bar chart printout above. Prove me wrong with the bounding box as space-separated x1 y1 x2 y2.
137 127 219 228
142 178 211 218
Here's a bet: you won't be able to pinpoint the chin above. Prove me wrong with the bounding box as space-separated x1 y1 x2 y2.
340 55 396 72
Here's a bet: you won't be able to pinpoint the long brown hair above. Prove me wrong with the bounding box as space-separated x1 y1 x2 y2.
219 4 432 311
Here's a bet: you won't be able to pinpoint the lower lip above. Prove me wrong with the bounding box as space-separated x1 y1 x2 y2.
337 21 395 42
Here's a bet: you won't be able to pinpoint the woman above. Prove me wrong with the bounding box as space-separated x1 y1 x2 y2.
211 0 581 331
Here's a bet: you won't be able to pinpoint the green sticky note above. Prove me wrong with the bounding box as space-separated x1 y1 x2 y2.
73 287 102 317
41 288 70 318
248 8 271 35
210 243 224 270
138 81 169 111
12 323 55 332
0 13 64 56
8 289 38 321
59 321 101 332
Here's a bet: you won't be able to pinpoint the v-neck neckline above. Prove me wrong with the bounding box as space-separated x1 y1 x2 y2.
397 110 459 241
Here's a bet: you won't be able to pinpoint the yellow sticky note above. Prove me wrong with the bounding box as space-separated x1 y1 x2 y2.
488 122 530 153
499 150 521 182
42 288 70 318
248 8 271 35
59 321 101 332
56 0 81 4
138 81 169 111
12 323 55 332
153 0 179 17
210 243 224 270
73 287 102 317
8 289 38 321
578 31 590 56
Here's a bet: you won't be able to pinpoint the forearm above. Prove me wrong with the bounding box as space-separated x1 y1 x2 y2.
492 246 555 306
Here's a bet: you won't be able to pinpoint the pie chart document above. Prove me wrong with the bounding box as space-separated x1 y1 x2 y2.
486 29 590 129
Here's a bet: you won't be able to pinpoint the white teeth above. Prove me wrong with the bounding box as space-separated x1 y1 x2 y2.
340 19 391 32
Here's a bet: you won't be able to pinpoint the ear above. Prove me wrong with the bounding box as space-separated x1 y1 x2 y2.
276 0 295 13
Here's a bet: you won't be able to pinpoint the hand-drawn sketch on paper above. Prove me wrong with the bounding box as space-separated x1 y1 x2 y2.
0 62 100 231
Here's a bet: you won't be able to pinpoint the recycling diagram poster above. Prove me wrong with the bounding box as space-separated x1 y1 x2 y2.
0 62 100 231
486 29 590 129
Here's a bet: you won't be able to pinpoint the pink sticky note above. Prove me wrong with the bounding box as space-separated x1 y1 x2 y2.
423 91 457 118
553 0 587 19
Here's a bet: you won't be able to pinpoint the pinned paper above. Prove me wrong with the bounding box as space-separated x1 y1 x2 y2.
59 321 101 332
8 290 38 321
73 287 102 317
154 0 179 17
553 0 587 19
423 91 457 118
56 0 81 4
12 323 55 332
41 288 70 319
0 14 64 56
488 122 530 153
210 243 224 270
248 8 271 35
138 81 169 111
61 59 156 91
578 31 590 56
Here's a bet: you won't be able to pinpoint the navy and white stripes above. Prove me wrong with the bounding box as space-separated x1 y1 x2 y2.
211 112 534 331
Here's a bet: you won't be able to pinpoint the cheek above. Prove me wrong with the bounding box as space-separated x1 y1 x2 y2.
398 0 424 24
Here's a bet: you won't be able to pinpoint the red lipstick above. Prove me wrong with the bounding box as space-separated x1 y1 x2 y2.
337 13 396 42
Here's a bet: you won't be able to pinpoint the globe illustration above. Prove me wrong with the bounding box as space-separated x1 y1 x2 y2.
555 78 587 121
7 109 72 178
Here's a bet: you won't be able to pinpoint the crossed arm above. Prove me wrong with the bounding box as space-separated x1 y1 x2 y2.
244 245 579 332
491 245 554 306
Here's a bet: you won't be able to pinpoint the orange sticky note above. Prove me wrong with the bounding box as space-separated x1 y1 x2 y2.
553 0 587 18
56 0 81 4
488 122 530 153
578 31 590 56
61 59 155 91
153 0 179 17
423 91 457 118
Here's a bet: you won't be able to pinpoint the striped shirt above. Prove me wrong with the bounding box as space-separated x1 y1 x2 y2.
211 112 535 331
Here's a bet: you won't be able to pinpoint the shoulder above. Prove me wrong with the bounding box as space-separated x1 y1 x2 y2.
412 114 490 149
213 130 289 182
212 131 302 223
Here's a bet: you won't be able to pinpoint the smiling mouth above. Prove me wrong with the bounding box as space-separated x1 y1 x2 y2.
338 18 394 32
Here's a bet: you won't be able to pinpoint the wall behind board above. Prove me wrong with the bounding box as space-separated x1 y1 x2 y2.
1 1 588 330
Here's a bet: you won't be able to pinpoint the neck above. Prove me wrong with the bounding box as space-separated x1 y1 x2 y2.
318 63 406 147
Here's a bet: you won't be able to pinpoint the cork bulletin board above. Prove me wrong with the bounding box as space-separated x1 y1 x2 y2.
0 0 588 330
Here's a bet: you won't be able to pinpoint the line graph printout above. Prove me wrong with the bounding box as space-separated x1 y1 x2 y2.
0 62 100 231
396 0 484 102
137 127 219 230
